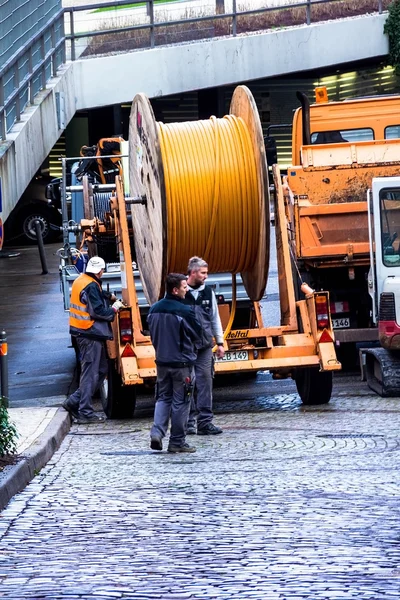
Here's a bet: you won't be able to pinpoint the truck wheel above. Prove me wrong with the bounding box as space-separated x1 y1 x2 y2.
294 368 332 404
19 205 60 244
100 359 137 419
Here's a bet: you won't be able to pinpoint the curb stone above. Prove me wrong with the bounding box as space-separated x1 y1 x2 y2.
0 408 71 511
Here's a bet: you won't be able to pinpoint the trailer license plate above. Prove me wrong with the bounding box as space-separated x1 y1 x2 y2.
216 350 248 362
332 318 350 329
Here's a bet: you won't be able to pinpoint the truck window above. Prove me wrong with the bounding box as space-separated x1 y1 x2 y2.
311 128 374 144
385 125 400 139
380 189 400 267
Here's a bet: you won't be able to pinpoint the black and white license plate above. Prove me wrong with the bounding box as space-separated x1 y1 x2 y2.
216 350 249 362
332 317 350 329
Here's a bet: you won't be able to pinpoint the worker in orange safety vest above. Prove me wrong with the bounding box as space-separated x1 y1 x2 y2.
63 256 124 424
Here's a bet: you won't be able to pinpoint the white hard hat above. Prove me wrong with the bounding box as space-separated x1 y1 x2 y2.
86 256 106 274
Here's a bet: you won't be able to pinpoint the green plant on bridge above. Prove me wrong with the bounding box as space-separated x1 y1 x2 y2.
385 0 400 75
0 397 18 457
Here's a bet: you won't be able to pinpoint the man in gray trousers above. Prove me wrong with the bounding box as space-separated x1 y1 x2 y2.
184 256 225 435
148 273 202 453
64 256 124 424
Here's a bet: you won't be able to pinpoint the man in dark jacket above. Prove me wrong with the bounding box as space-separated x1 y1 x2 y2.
63 256 124 424
148 273 202 453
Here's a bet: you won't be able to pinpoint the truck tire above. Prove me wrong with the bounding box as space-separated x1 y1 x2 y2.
294 368 332 404
100 359 137 419
20 205 60 244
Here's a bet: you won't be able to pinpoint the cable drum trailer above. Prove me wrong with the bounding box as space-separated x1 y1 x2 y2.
59 85 341 418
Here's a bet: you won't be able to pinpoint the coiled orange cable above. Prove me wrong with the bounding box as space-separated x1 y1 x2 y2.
158 114 261 275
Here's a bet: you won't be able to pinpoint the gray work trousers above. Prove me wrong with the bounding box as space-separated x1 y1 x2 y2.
150 365 193 447
68 337 108 418
187 346 214 429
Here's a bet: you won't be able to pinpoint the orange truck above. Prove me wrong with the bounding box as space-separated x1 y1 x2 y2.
269 89 400 361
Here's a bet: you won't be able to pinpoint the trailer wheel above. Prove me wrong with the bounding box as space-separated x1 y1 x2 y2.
100 359 137 419
294 368 332 404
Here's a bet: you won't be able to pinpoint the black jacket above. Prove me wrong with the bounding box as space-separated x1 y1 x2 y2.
148 294 202 367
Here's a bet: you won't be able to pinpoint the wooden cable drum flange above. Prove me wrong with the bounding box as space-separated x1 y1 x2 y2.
128 85 270 305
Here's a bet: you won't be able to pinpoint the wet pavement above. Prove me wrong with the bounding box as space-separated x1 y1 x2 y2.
0 242 75 406
2 240 400 599
0 236 279 409
1 374 400 599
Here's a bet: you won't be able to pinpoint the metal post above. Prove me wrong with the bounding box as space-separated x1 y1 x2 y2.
34 220 49 275
40 35 46 90
61 158 68 223
149 0 155 48
378 0 382 13
232 0 237 36
0 77 6 140
51 23 56 76
216 0 225 15
306 0 311 25
14 66 20 122
0 330 9 406
70 9 76 61
61 157 70 249
59 11 66 65
28 47 33 105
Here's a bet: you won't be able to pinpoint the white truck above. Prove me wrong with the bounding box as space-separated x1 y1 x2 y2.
363 177 400 396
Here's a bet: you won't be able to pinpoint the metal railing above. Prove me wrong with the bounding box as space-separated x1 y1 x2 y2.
0 9 65 140
64 0 388 61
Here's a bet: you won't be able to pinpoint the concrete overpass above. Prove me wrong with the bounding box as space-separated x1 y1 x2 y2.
0 10 389 225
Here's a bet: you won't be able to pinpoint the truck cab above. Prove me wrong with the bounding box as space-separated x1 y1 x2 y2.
368 178 400 350
362 177 400 396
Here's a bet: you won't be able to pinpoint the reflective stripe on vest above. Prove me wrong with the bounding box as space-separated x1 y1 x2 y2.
69 273 102 331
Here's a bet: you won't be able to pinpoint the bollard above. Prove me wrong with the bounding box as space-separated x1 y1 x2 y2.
0 330 9 407
34 219 48 275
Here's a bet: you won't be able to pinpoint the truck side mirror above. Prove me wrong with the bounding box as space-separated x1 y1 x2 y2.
264 136 278 166
45 179 61 205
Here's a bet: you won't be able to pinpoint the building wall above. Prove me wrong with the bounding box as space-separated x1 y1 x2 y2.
0 64 76 222
0 0 66 223
73 14 388 110
0 10 390 225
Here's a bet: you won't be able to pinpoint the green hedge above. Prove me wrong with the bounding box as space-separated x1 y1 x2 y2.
0 397 18 456
385 1 400 75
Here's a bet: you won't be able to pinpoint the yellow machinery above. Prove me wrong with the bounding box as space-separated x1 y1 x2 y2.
65 85 341 418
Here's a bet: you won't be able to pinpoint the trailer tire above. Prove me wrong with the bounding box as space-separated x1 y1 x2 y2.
100 359 137 419
294 368 332 404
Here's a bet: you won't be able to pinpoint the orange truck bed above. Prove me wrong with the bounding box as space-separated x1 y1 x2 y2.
286 139 400 267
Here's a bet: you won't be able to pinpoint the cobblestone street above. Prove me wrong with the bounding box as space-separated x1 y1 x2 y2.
1 374 400 599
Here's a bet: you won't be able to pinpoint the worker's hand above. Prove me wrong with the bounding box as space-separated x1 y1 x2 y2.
216 344 225 359
110 293 117 303
112 300 124 312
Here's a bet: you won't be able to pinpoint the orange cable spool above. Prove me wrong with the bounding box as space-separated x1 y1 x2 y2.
129 85 270 305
